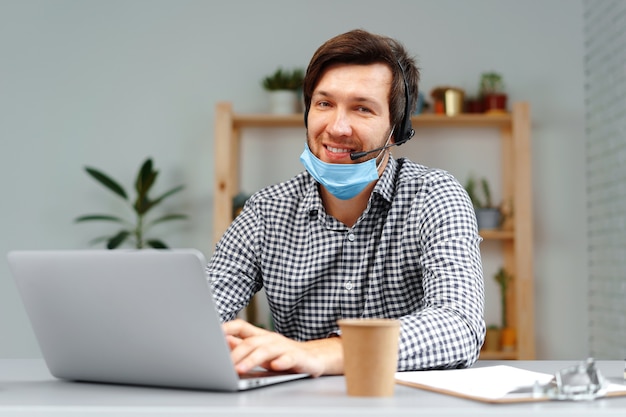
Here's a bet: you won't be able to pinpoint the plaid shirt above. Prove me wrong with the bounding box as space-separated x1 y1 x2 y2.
208 156 485 371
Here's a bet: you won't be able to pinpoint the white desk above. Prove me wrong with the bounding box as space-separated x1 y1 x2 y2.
1 359 625 416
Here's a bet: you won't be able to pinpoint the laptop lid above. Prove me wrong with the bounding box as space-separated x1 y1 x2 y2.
7 249 307 391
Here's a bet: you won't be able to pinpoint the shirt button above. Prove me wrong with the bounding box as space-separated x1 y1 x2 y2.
347 233 355 242
345 281 353 290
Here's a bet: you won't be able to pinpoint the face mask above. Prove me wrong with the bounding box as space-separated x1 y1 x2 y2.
299 144 380 200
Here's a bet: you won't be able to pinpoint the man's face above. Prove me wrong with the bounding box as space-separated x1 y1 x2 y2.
306 63 393 165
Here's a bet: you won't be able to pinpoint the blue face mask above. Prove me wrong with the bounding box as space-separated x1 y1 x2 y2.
299 144 380 200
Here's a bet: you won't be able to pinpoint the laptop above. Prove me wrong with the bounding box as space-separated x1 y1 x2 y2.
7 249 308 391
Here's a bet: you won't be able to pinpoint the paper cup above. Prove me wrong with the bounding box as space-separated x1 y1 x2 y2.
338 318 400 397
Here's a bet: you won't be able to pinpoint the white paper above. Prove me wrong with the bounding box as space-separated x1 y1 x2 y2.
395 365 554 400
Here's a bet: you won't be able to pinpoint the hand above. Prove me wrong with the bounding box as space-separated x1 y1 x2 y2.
222 319 343 377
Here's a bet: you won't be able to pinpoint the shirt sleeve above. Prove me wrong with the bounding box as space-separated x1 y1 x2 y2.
397 172 486 370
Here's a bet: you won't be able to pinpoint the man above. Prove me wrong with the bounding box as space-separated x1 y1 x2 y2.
208 29 485 377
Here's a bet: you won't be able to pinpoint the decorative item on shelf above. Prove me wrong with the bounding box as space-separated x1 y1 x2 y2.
464 96 484 113
430 86 465 116
75 158 187 249
479 71 508 113
494 267 516 352
261 67 305 114
464 175 502 230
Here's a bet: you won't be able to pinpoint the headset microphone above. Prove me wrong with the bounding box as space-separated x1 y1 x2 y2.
349 134 413 160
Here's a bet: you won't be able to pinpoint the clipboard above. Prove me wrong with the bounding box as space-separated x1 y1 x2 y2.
395 365 626 404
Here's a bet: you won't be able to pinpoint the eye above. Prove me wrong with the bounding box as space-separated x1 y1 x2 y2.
316 100 331 108
356 106 372 113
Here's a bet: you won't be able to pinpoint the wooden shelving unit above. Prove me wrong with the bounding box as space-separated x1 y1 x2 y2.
213 101 535 360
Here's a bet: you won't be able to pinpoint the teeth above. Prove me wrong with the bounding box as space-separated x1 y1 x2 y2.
327 146 350 153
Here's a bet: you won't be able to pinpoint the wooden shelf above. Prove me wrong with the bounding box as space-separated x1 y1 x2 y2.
213 101 535 360
229 112 512 129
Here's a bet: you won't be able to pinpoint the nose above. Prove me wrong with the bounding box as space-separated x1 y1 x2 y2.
326 108 352 137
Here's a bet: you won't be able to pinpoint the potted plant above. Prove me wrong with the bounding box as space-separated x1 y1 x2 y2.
75 158 187 249
262 67 305 114
479 71 508 113
464 175 501 230
494 267 516 351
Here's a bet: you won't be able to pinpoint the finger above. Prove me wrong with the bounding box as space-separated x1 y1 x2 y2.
225 335 242 350
269 354 297 372
223 319 265 339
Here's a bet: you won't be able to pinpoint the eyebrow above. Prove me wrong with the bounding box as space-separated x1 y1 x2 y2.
312 90 383 108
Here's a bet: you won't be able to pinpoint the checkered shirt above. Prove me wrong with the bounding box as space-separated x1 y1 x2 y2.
208 156 486 371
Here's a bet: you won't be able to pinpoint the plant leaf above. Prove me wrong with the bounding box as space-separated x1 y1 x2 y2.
74 214 127 223
133 159 157 215
151 185 185 207
137 185 185 215
107 230 130 249
134 195 151 215
135 158 157 196
146 213 188 228
146 239 168 249
481 178 493 208
85 167 128 200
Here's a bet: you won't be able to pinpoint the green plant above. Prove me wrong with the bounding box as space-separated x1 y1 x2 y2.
494 267 513 328
479 72 504 96
262 67 304 91
464 175 495 209
75 158 187 249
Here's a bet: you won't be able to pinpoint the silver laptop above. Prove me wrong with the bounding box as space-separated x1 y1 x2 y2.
7 249 308 391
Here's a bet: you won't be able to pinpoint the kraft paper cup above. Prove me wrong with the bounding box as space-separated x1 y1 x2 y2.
338 318 400 397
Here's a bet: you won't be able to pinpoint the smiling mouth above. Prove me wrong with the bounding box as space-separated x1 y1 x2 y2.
326 145 352 154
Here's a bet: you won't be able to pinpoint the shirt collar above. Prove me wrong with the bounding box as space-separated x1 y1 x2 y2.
372 156 397 204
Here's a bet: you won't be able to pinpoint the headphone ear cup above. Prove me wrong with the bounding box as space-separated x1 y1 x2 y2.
397 62 414 145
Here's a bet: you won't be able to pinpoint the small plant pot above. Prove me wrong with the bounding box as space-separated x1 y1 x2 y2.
483 93 507 113
475 208 501 230
268 90 299 114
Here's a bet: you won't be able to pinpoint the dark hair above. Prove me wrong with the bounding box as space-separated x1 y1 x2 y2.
303 29 420 139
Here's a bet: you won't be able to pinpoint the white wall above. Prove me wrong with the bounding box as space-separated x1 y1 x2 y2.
0 0 587 359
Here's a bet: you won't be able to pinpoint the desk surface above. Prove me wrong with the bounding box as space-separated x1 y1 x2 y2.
1 359 625 416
